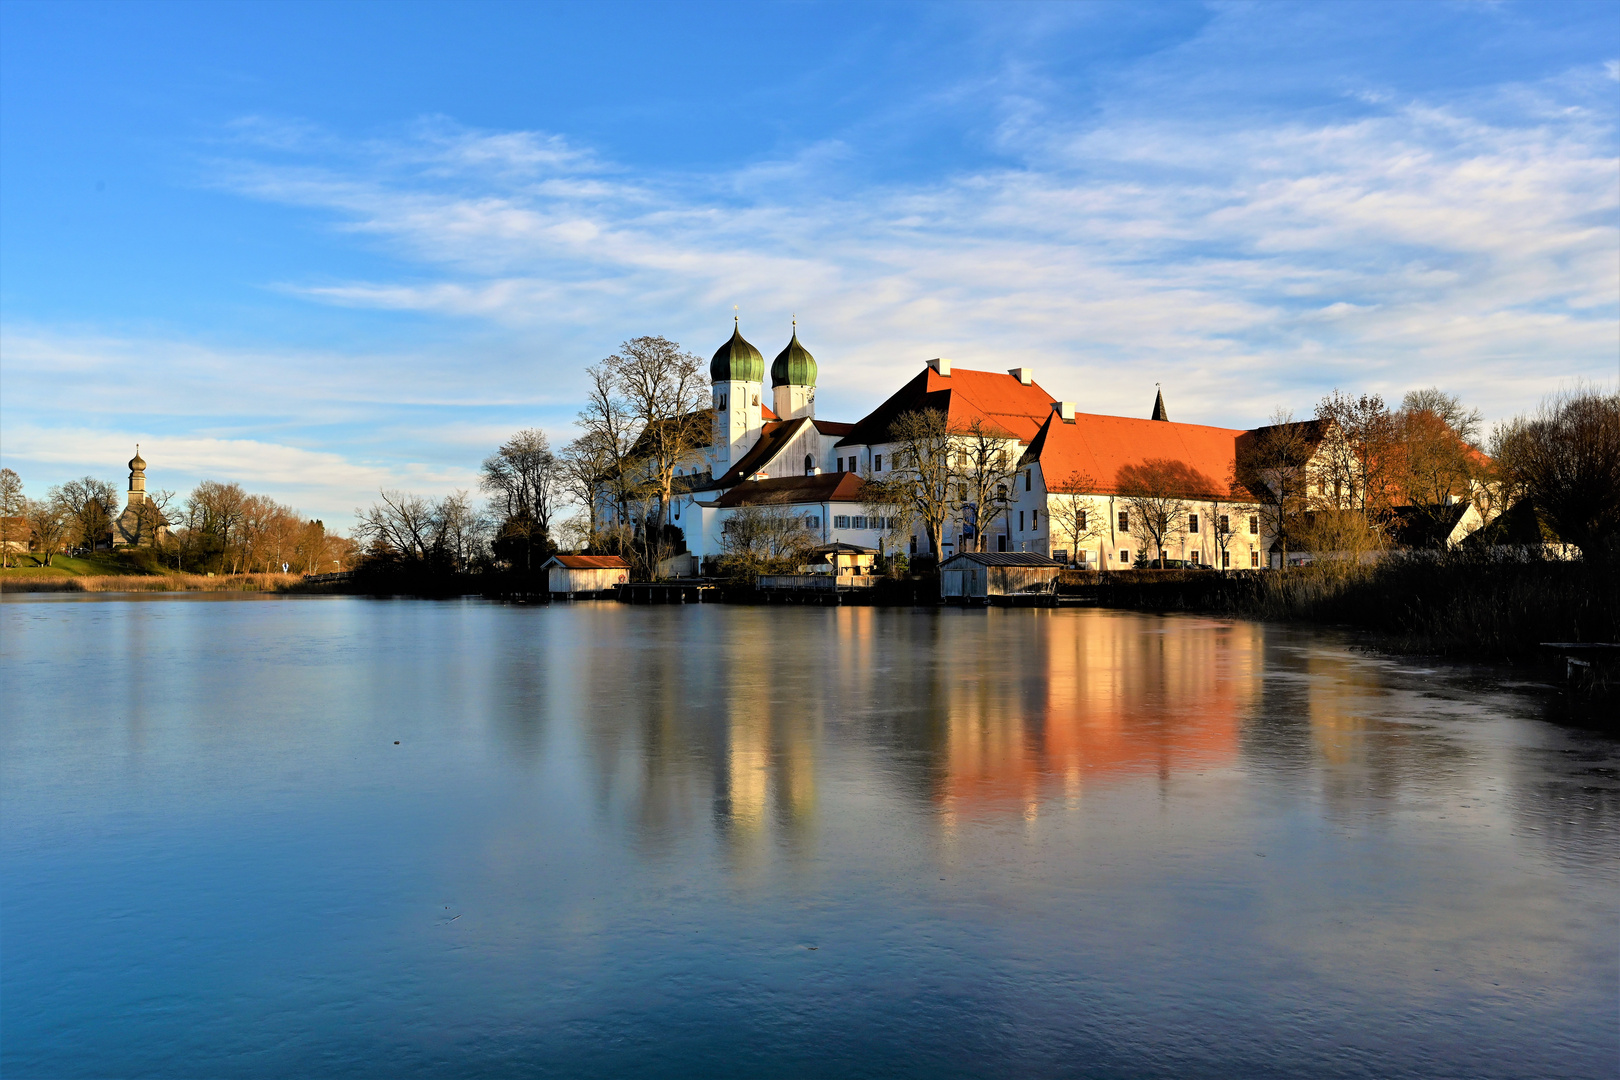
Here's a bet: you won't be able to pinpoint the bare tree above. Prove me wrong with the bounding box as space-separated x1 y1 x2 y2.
607 336 710 572
1507 388 1620 558
718 504 817 579
860 409 955 559
1313 390 1398 519
0 468 24 568
187 481 249 570
1237 411 1314 568
437 490 486 570
25 496 70 567
482 428 561 572
354 490 440 561
558 433 617 543
127 489 174 549
1402 387 1483 447
1047 470 1105 568
576 361 644 552
1397 404 1485 542
1116 459 1207 567
950 416 1022 551
57 477 118 552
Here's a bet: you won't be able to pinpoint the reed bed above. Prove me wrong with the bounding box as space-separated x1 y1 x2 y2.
1 573 305 594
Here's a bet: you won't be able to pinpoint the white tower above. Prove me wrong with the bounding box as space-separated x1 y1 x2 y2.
709 318 765 474
770 323 817 421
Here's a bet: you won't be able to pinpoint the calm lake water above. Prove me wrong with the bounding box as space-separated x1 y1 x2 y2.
2 595 1615 1079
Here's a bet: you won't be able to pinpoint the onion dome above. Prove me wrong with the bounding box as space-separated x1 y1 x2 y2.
128 445 146 471
709 319 765 383
770 327 818 388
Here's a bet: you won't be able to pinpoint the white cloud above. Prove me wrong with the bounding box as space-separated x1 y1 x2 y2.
203 85 1614 434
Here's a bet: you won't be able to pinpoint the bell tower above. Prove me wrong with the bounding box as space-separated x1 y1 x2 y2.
709 317 765 473
770 322 818 421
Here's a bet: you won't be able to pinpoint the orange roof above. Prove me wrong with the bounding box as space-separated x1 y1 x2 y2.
1024 411 1248 497
548 555 628 570
838 366 1058 447
761 402 779 421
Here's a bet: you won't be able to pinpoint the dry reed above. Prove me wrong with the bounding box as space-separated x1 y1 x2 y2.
1 573 305 594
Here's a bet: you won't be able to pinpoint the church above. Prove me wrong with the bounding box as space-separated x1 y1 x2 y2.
655 322 1290 570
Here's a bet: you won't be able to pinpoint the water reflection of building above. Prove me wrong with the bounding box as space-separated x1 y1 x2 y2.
934 613 1261 813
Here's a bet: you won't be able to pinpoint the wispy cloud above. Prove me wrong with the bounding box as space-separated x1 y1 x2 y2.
213 70 1616 428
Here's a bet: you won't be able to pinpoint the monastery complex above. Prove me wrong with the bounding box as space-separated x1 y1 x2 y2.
617 322 1483 571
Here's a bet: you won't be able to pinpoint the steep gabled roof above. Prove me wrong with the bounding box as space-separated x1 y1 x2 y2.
1022 410 1248 498
710 418 809 487
714 472 867 508
836 366 1057 447
941 551 1062 567
812 419 855 436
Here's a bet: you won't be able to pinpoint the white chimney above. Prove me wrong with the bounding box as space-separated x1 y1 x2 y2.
928 357 951 376
1053 401 1076 422
1009 367 1034 386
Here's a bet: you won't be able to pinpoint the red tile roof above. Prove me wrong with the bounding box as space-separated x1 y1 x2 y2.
1023 411 1249 498
548 555 629 570
837 366 1058 447
714 472 867 507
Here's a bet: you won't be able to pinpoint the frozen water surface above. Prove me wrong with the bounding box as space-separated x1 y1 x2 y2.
2 596 1615 1078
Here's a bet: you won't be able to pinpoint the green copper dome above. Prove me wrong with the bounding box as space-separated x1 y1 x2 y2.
710 321 765 383
770 329 818 388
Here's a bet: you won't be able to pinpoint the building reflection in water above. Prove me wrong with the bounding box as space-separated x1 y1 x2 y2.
570 607 1284 866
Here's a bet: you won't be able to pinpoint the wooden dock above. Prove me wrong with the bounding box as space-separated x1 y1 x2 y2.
614 581 721 604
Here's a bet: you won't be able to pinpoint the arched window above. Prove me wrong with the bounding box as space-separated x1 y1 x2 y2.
805 454 814 475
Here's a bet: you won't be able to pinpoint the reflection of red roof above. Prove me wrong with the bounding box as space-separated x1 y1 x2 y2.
838 366 1058 447
714 473 866 507
1024 411 1247 497
548 555 628 569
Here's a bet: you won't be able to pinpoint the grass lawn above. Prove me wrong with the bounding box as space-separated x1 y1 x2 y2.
0 553 157 577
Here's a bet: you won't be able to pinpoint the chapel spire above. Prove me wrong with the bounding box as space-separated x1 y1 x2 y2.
1151 386 1169 422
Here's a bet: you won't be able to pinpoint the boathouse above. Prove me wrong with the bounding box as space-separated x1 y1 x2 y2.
940 551 1062 604
543 554 630 598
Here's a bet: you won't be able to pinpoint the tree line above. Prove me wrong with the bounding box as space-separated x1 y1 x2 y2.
0 469 353 575
354 335 711 581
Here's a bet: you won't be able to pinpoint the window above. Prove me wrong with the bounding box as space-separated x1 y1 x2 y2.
1053 549 1069 564
805 515 821 529
1119 549 1130 563
997 534 1009 552
1025 469 1032 491
1189 551 1199 566
1031 509 1038 530
834 515 851 529
805 454 814 475
1077 509 1088 530
1118 511 1130 532
836 457 844 472
1188 513 1199 534
1249 515 1259 535
874 454 882 471
1019 511 1025 532
1222 550 1231 569
673 501 680 519
718 394 727 411
1250 551 1260 568
1219 514 1230 534
852 516 868 529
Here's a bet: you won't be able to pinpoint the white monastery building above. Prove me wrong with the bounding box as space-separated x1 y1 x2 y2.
617 322 1487 570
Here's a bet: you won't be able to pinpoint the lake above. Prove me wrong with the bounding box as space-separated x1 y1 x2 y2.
2 595 1615 1079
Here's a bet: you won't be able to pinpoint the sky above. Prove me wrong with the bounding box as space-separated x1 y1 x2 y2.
2 0 1616 528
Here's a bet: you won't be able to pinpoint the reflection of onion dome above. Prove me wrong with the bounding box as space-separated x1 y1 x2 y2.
771 328 817 388
709 319 765 383
128 446 146 472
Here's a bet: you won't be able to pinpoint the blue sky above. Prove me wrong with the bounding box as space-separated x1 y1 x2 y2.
2 0 1616 526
